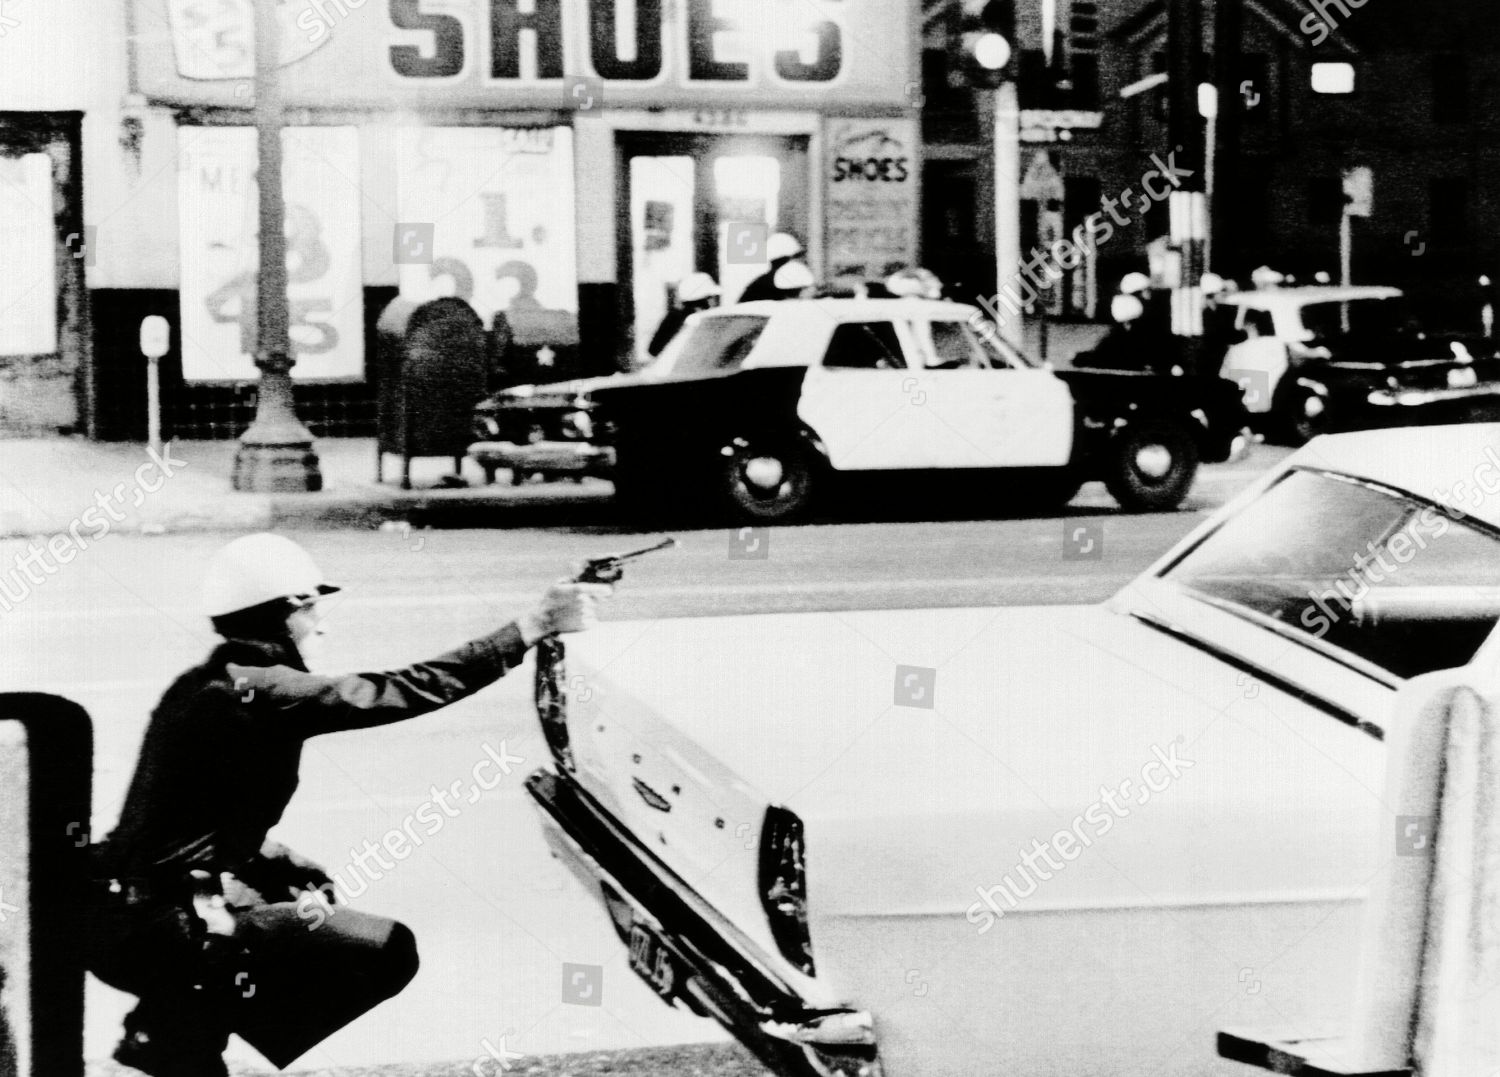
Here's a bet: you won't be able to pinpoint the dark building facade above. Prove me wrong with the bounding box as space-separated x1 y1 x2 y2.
921 0 1500 331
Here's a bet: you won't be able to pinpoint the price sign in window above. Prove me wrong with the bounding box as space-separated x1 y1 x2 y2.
394 127 580 346
177 126 364 382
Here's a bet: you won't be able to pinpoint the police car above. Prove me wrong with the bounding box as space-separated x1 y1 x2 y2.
469 298 1250 523
1217 285 1500 443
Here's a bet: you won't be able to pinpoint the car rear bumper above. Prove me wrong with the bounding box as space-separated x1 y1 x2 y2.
467 440 615 475
526 769 884 1077
1365 382 1500 409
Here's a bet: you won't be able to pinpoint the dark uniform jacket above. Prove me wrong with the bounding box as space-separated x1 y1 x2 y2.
99 623 528 887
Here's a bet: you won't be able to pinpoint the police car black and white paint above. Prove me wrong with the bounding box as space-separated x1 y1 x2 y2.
470 298 1250 523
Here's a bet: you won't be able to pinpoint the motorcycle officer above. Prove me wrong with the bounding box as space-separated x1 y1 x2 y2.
86 532 609 1077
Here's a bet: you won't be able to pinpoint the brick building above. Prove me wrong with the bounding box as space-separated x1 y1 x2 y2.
920 0 1500 330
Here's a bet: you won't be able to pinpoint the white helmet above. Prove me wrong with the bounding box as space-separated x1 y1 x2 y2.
676 272 720 304
202 532 340 618
1250 265 1286 289
1119 271 1151 296
773 260 815 292
1111 293 1145 324
885 266 943 299
766 232 804 261
1199 271 1227 295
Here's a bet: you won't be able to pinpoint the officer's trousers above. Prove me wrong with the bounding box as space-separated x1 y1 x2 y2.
86 890 420 1069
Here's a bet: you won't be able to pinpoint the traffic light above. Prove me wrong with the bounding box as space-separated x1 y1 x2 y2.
950 0 1016 89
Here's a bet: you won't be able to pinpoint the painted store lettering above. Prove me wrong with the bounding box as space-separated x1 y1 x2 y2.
386 0 842 84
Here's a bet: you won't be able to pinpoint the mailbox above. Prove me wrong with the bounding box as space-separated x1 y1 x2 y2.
375 297 491 489
0 694 93 1077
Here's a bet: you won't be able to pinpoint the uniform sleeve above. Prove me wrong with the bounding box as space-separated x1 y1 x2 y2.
228 623 530 736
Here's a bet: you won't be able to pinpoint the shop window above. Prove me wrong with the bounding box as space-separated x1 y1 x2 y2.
822 322 906 370
1310 61 1356 96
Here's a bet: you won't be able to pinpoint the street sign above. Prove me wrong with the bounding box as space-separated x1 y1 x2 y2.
1343 166 1374 218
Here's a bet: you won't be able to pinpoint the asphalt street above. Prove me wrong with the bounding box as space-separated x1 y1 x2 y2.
2 460 1282 1075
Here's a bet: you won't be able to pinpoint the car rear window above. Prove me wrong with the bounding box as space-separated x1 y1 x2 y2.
658 315 768 377
1300 298 1406 340
1163 469 1500 679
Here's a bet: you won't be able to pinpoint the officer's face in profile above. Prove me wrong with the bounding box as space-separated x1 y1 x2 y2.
287 600 327 668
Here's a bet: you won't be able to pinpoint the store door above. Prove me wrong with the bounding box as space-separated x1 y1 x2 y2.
0 113 88 434
617 133 808 368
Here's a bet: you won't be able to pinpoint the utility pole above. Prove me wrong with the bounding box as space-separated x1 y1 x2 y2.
1213 0 1242 279
993 79 1024 350
232 0 322 491
1166 0 1207 361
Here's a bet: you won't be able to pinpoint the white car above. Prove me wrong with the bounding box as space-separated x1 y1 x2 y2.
527 422 1500 1076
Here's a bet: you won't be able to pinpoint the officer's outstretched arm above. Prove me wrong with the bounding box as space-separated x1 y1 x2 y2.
226 582 608 735
229 622 529 734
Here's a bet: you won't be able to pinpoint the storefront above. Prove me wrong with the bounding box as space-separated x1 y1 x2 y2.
95 0 919 437
0 3 118 437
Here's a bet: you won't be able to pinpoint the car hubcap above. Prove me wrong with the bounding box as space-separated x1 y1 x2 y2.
1134 444 1174 479
744 456 786 493
1303 395 1325 419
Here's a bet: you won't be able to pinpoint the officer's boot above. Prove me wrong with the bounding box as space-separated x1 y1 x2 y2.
113 995 230 1077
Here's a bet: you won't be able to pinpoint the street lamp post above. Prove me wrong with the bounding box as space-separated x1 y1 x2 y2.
232 0 322 492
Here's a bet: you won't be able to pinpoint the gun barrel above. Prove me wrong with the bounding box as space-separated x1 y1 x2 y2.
612 537 678 562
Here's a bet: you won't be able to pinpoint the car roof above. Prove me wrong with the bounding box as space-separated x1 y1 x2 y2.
1222 285 1404 310
710 297 979 321
1290 423 1500 531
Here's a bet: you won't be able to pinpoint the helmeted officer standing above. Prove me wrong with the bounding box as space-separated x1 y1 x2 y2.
86 533 608 1077
738 232 808 303
646 271 721 357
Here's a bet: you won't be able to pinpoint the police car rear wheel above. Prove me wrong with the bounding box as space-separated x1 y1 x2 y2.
720 434 816 523
1103 419 1199 512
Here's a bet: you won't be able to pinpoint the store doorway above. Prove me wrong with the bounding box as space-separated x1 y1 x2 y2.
617 133 808 368
0 112 88 434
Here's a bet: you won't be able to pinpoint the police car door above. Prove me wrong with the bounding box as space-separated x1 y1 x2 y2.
907 318 1074 468
797 318 940 470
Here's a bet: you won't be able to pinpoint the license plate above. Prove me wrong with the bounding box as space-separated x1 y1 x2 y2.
1449 366 1479 388
628 921 679 1002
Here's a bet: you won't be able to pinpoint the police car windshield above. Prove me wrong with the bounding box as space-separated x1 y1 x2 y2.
646 314 768 378
968 320 1039 369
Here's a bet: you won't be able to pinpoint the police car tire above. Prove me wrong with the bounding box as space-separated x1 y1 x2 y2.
1103 419 1199 512
1271 382 1325 446
719 432 817 524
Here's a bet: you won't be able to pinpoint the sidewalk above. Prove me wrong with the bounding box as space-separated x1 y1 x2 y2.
0 433 1282 540
0 437 616 539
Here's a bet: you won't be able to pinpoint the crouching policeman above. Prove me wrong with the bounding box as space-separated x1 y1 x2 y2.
85 532 609 1077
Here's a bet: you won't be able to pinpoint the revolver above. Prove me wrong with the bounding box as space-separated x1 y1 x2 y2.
571 536 679 585
535 537 677 771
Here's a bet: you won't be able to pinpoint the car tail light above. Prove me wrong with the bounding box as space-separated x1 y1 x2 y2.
759 805 816 976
